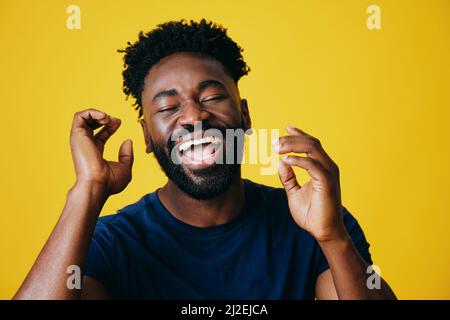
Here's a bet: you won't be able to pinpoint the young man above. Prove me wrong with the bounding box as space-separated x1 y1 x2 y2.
15 19 396 300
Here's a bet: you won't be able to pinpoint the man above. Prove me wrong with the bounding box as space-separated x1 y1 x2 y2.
14 19 396 300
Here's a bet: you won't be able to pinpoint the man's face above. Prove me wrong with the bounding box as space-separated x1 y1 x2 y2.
140 52 251 200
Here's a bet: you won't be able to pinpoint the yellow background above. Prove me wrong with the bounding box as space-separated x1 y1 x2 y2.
1 0 449 299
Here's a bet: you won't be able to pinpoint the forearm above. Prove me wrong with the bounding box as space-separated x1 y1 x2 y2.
14 181 108 300
319 233 396 300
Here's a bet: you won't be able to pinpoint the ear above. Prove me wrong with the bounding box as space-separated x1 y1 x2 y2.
140 119 153 154
240 98 252 132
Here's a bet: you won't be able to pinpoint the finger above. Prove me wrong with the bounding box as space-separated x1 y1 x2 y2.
284 126 326 154
273 135 314 154
273 135 326 160
278 157 301 194
94 117 121 145
118 139 134 168
281 155 328 182
72 109 111 135
286 125 320 141
286 125 305 136
273 135 336 173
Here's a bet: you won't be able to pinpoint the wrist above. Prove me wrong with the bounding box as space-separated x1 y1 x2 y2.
73 178 108 192
69 179 109 207
317 229 352 251
74 174 108 187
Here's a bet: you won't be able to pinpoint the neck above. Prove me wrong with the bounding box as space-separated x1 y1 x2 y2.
158 174 245 227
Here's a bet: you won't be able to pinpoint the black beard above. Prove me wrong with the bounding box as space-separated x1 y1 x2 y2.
150 124 243 200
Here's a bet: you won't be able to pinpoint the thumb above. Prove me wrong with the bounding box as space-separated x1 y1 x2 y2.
278 157 301 195
118 139 134 168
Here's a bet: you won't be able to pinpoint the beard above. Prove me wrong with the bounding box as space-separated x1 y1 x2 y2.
150 123 244 200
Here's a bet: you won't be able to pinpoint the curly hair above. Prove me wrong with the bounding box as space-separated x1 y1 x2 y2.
118 19 251 118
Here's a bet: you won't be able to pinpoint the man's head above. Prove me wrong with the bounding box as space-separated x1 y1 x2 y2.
119 19 252 200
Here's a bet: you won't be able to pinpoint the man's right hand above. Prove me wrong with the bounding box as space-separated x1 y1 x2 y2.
14 108 132 299
70 109 134 196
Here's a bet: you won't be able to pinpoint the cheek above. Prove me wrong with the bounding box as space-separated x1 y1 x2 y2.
213 104 243 126
225 112 244 128
149 119 171 146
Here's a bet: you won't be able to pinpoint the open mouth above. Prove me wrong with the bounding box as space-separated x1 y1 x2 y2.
177 135 223 169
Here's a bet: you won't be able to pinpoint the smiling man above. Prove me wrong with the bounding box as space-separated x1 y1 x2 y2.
14 19 396 300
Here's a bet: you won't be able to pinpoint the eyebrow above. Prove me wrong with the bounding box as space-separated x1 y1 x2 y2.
197 79 226 91
152 88 178 102
152 79 227 102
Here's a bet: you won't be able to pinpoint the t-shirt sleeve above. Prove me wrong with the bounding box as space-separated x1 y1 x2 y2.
83 220 115 290
316 206 373 277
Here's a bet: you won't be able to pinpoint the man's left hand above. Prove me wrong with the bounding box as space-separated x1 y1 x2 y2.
274 125 347 242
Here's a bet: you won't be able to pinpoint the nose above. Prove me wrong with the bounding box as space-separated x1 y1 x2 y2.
178 100 210 127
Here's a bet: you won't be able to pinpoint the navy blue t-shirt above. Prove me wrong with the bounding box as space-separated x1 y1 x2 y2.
85 179 372 299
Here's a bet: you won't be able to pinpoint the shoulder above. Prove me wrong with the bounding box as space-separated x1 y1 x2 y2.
341 206 365 232
94 192 155 237
341 206 370 246
245 180 366 236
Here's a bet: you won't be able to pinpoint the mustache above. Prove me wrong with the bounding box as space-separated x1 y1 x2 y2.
166 123 237 153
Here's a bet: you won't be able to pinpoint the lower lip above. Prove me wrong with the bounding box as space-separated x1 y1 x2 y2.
179 143 223 170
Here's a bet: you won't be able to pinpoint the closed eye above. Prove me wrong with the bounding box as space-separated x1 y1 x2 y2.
158 105 179 112
202 96 225 103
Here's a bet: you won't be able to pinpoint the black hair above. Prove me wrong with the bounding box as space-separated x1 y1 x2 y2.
118 19 250 118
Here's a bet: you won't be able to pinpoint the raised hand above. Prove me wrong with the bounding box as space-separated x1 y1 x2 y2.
70 109 134 196
274 125 346 242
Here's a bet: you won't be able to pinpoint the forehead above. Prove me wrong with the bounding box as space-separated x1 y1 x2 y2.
143 52 236 98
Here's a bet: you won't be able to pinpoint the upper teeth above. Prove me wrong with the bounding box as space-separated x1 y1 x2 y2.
178 136 221 153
